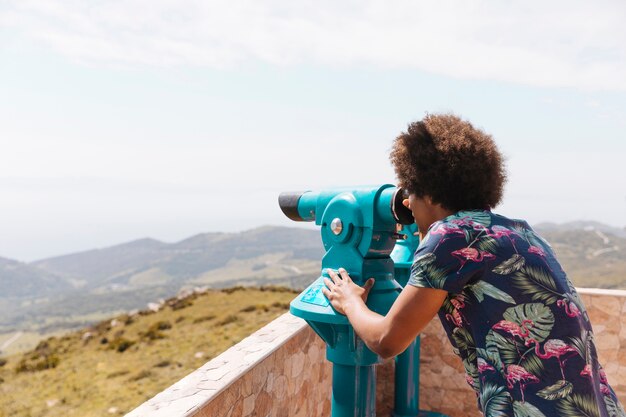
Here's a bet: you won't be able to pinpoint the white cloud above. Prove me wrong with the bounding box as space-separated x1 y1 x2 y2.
2 0 626 90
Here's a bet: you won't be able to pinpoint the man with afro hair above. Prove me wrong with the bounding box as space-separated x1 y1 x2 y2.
323 113 624 416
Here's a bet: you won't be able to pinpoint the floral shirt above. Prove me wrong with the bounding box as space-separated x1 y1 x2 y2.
408 210 625 417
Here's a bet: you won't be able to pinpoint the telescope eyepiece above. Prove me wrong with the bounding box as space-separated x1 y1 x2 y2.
278 192 305 221
392 188 415 225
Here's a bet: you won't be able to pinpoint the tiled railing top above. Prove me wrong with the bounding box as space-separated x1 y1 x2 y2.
578 287 626 297
126 313 308 417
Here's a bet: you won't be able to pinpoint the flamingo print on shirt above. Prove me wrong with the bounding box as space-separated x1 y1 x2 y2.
407 210 625 416
525 338 579 380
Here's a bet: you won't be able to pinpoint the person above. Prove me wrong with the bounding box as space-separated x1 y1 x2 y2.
321 113 625 416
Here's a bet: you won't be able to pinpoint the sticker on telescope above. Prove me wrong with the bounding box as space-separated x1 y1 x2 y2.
301 284 330 307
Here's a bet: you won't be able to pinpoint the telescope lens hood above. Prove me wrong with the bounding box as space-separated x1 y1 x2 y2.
392 188 415 225
278 192 305 221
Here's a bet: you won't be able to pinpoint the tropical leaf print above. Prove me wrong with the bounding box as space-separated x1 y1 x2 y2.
514 227 552 252
452 327 476 363
476 235 500 254
536 380 573 400
453 210 492 227
485 330 545 377
477 347 503 375
565 279 590 322
569 329 593 363
604 394 626 417
409 258 449 289
556 394 601 417
516 347 545 379
479 382 512 417
463 357 478 379
502 303 555 343
493 254 525 275
462 358 480 393
513 266 560 305
441 296 454 314
414 252 436 267
513 401 548 417
467 281 515 304
442 293 469 316
463 228 473 244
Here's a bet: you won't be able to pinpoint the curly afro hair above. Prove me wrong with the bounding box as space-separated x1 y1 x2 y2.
390 113 507 212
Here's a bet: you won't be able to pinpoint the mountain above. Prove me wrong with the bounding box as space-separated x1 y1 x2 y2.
535 220 626 239
0 226 322 334
533 222 626 289
0 257 70 298
1 222 625 336
31 226 322 289
33 238 169 286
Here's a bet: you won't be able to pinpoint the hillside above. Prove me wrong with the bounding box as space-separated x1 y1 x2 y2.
0 286 297 417
534 222 626 289
0 257 70 298
1 222 624 351
0 226 322 334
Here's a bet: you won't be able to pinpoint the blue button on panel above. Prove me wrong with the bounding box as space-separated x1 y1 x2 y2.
301 284 330 307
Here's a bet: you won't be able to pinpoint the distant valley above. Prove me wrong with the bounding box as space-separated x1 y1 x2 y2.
0 226 322 338
0 222 625 345
533 221 626 290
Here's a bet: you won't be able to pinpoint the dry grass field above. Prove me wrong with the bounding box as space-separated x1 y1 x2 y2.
0 286 296 417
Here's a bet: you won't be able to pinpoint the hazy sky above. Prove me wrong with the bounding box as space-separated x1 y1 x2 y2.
1 1 625 261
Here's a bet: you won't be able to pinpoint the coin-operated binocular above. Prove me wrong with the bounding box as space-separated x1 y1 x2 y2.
279 185 410 417
391 223 444 417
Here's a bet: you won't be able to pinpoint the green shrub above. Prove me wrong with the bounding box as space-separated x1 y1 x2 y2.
140 321 172 341
128 370 152 381
34 340 51 353
154 360 171 368
259 285 298 294
93 320 112 334
217 314 240 326
240 304 271 313
15 354 60 373
36 354 60 371
192 315 216 324
106 370 130 378
142 329 164 341
153 321 172 331
14 340 61 373
109 337 135 353
221 286 246 294
169 298 193 311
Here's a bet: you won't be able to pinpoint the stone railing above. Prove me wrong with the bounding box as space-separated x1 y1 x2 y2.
127 288 626 417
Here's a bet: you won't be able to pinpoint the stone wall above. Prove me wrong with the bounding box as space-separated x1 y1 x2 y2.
126 314 332 417
127 288 625 417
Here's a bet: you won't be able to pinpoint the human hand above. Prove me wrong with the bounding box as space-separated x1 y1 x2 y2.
321 268 375 315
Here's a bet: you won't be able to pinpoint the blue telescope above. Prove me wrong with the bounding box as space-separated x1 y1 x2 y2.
279 185 448 417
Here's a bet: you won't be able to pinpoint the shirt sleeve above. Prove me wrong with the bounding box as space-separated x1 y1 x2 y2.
407 225 488 294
